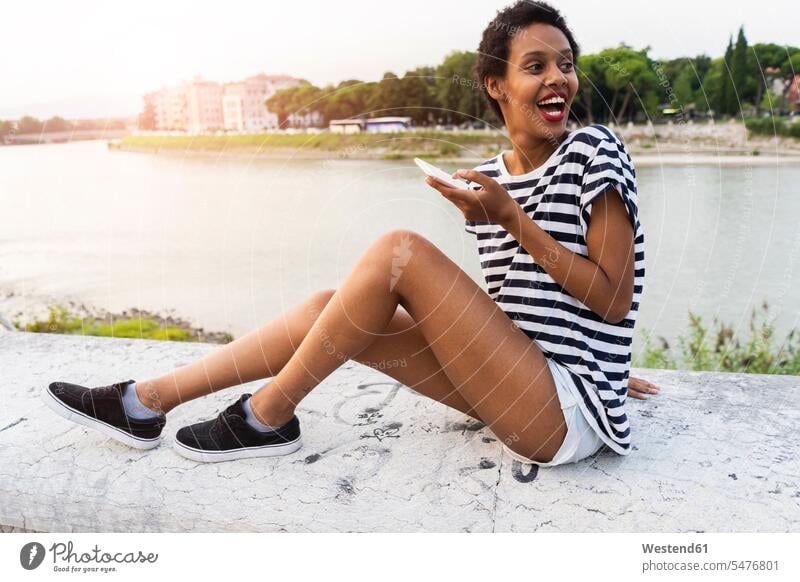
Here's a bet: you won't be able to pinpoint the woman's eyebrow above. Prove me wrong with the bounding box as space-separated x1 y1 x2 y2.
521 49 573 59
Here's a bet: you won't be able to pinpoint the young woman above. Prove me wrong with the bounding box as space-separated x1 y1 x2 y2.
43 0 658 466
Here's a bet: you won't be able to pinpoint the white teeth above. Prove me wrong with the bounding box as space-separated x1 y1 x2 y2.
537 96 565 106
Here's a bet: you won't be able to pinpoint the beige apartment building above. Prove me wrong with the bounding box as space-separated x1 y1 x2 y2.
151 84 190 131
145 73 302 134
222 74 301 132
186 79 224 134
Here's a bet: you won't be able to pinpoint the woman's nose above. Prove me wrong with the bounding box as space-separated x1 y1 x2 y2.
544 63 567 86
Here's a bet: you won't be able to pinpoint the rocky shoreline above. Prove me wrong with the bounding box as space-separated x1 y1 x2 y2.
1 286 233 344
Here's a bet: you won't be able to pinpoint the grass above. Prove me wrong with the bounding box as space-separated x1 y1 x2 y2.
14 304 233 344
744 117 800 139
116 131 510 157
633 300 800 375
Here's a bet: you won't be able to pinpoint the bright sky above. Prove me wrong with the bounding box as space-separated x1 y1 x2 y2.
0 0 795 118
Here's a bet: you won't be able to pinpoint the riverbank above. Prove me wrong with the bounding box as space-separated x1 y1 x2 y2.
113 145 800 167
111 130 507 161
1 285 233 343
111 123 800 166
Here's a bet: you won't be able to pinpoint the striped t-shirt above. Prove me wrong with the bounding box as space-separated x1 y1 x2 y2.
464 123 645 455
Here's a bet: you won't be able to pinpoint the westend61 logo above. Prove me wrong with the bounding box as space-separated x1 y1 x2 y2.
20 540 158 573
20 542 46 570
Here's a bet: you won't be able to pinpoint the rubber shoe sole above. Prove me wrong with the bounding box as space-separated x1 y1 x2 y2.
41 385 162 450
173 435 303 463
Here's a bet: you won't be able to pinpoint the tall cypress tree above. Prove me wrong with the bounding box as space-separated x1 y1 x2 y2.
731 26 750 114
719 36 735 116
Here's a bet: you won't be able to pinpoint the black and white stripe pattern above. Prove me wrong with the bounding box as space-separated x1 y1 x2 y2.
464 124 645 455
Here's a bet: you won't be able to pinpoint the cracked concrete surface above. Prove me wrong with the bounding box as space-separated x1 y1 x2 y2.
1 332 798 532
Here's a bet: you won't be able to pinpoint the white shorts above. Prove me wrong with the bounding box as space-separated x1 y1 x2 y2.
502 356 605 467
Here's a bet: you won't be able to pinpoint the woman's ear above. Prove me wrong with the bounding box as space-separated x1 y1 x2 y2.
485 76 508 104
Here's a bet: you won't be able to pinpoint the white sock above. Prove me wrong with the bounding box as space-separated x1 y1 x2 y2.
121 381 161 419
242 397 281 433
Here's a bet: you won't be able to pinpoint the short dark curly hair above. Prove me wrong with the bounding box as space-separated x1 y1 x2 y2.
475 0 580 125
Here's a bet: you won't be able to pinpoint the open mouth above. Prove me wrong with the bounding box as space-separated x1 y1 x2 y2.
535 95 567 121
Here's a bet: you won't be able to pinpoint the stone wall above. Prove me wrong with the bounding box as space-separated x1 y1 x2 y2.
1 332 797 532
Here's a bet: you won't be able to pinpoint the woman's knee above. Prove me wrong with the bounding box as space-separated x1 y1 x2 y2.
368 229 441 288
305 288 337 318
372 229 434 257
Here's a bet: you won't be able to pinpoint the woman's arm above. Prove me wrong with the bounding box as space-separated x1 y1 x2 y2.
425 169 635 324
498 185 636 324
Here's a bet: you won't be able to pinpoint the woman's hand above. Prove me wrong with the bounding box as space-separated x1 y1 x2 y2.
628 376 660 400
424 169 517 225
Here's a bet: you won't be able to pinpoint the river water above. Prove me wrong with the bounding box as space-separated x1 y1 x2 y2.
1 140 798 357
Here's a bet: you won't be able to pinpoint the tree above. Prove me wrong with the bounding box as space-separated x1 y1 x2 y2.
399 67 438 124
138 94 157 130
781 50 800 78
719 36 738 115
576 53 604 123
596 46 658 122
322 80 376 120
657 57 706 112
435 51 484 124
689 55 713 113
0 120 15 138
289 83 326 126
759 87 786 114
731 26 756 114
367 72 407 116
266 81 325 127
17 116 43 134
671 66 695 109
44 116 71 133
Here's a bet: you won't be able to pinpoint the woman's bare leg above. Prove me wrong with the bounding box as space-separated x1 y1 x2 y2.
248 229 568 463
135 293 481 422
134 290 340 414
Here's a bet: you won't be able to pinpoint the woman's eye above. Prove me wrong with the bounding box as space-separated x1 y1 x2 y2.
526 63 543 73
561 61 574 71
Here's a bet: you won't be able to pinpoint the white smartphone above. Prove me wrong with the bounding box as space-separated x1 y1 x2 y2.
414 157 469 189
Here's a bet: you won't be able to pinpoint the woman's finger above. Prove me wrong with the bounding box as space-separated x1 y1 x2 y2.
425 176 453 196
630 376 660 394
455 168 495 191
426 178 474 204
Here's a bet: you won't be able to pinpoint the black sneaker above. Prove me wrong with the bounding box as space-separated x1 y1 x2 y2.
173 393 302 463
42 379 166 450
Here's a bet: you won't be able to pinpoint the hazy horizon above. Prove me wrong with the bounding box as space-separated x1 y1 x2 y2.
1 0 796 119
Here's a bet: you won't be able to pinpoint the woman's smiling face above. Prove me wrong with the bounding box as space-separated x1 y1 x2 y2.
487 23 579 139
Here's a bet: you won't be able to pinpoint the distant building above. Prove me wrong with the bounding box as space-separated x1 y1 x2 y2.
223 73 302 132
186 79 224 134
286 110 324 129
329 118 365 133
329 116 411 134
788 74 800 112
365 116 411 133
222 85 246 132
153 84 189 131
141 73 304 133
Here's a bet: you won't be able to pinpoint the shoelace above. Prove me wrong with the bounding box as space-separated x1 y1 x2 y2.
91 382 127 398
210 398 248 440
209 405 236 438
209 415 226 439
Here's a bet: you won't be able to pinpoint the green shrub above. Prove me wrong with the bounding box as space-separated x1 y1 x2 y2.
14 304 232 344
634 301 800 375
744 117 800 139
